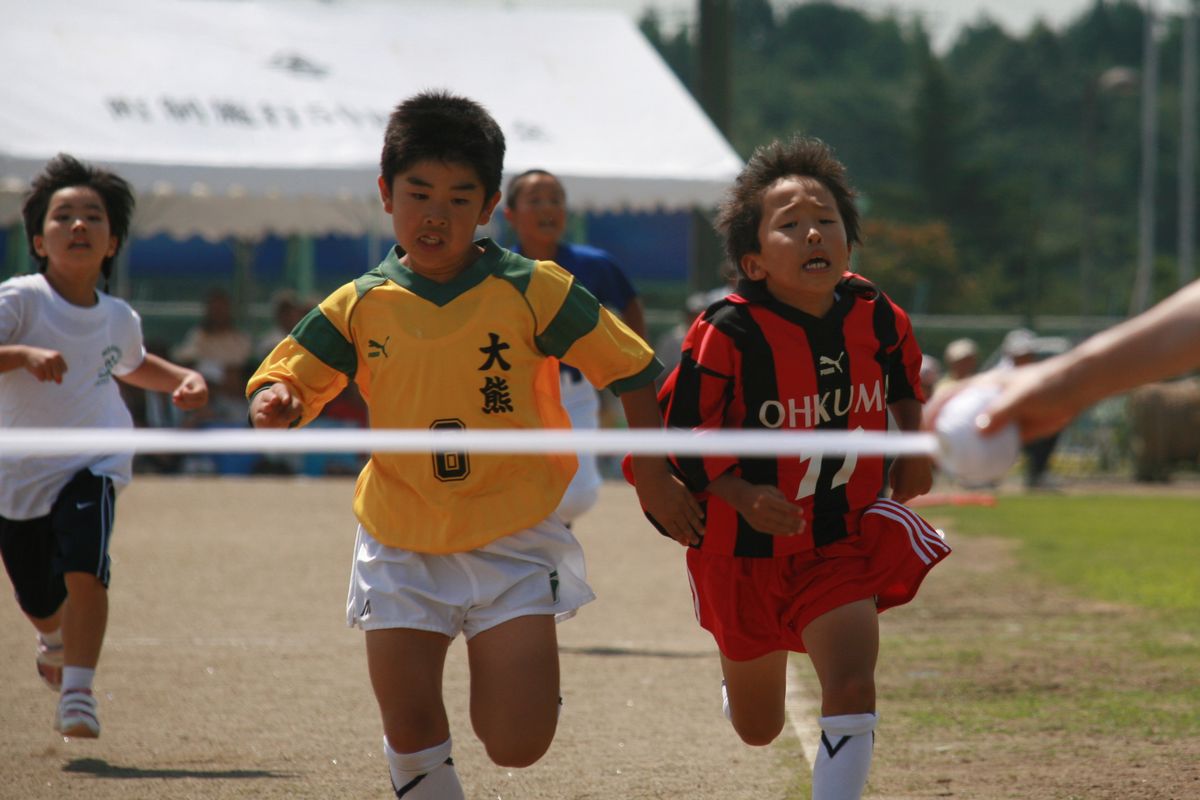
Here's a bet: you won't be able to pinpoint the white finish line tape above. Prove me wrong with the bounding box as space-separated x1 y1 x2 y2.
0 427 940 458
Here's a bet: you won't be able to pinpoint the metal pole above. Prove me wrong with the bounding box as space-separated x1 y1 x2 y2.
697 0 731 135
692 0 733 293
1130 0 1160 314
232 238 255 329
1080 80 1098 317
1179 0 1197 286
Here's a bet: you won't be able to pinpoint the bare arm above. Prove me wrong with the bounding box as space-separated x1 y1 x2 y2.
119 353 209 410
620 297 648 340
705 472 805 536
0 344 68 383
887 397 933 503
977 279 1200 440
620 383 704 546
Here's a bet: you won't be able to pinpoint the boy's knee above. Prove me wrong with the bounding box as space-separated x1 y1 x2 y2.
732 714 785 747
729 705 787 753
475 706 557 767
481 733 553 768
63 572 106 595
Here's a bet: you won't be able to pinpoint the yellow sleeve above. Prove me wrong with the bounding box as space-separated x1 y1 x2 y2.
246 283 359 426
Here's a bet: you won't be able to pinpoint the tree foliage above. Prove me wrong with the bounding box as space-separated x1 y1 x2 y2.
640 0 1198 319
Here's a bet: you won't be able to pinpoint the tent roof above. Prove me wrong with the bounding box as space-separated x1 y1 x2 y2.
0 0 742 241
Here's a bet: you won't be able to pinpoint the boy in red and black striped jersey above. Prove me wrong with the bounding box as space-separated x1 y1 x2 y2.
638 136 949 800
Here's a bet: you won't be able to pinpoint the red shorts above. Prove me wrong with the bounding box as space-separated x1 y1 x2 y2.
685 498 950 661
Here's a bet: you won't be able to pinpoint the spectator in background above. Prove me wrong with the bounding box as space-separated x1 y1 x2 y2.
999 328 1060 489
919 354 942 400
504 168 647 523
254 288 309 362
122 339 187 474
177 360 256 475
655 285 734 387
935 337 978 393
173 287 252 371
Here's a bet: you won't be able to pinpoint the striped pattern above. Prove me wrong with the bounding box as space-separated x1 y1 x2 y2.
660 274 925 558
862 497 950 565
55 688 100 738
95 474 114 581
392 758 454 798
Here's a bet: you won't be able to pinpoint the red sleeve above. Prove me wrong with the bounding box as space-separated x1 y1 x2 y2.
884 297 926 405
661 314 740 490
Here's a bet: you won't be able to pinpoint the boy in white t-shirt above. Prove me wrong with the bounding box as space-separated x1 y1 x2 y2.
0 154 208 738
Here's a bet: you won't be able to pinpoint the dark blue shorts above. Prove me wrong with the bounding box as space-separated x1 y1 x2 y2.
0 469 116 619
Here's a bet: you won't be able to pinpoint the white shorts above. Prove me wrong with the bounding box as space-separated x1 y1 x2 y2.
345 516 595 639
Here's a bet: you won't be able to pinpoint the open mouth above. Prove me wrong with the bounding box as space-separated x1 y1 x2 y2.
417 234 443 246
803 257 830 272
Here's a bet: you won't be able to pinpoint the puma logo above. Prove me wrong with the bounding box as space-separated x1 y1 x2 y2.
819 352 846 375
368 337 391 359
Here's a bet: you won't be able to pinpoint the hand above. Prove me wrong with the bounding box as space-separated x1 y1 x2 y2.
250 383 302 429
631 457 705 547
171 370 209 411
722 480 805 536
22 346 68 383
924 368 1078 444
888 455 933 504
975 362 1080 442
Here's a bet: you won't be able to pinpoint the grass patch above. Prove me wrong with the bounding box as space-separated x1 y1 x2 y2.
771 725 811 800
928 495 1200 612
890 493 1200 742
787 492 1200 797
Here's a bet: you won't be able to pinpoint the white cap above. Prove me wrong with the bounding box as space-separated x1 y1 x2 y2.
1002 328 1037 358
943 338 978 364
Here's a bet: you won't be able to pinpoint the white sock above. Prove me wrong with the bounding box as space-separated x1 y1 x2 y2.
39 629 63 649
61 666 95 693
384 736 464 800
812 712 878 800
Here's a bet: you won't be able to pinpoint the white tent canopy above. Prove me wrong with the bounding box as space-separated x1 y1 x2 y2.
0 0 742 242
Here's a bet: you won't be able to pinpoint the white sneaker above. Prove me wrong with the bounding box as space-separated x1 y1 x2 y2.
721 680 731 721
55 689 100 738
36 635 63 691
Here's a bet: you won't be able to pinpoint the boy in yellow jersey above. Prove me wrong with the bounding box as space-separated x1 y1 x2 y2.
247 91 702 799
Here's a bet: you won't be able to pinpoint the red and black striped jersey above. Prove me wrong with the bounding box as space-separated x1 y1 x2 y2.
661 273 924 558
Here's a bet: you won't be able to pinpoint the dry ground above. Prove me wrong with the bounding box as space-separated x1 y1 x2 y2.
2 477 1196 799
0 478 797 800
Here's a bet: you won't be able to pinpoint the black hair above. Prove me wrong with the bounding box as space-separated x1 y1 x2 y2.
380 90 506 199
21 153 135 282
504 168 562 210
714 136 861 277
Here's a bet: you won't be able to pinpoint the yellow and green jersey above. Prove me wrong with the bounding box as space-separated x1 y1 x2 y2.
248 239 660 553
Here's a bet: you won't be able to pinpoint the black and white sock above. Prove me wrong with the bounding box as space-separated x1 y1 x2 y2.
812 711 878 800
384 736 464 800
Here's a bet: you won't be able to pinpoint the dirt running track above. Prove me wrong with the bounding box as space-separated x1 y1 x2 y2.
0 478 802 799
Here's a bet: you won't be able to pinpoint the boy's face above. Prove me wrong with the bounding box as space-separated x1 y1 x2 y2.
378 159 501 281
33 185 118 281
740 176 851 316
503 174 566 253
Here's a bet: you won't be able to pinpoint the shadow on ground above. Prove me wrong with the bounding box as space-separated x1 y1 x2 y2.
64 758 295 781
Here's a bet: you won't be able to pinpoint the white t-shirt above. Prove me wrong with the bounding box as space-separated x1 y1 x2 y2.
0 273 146 520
